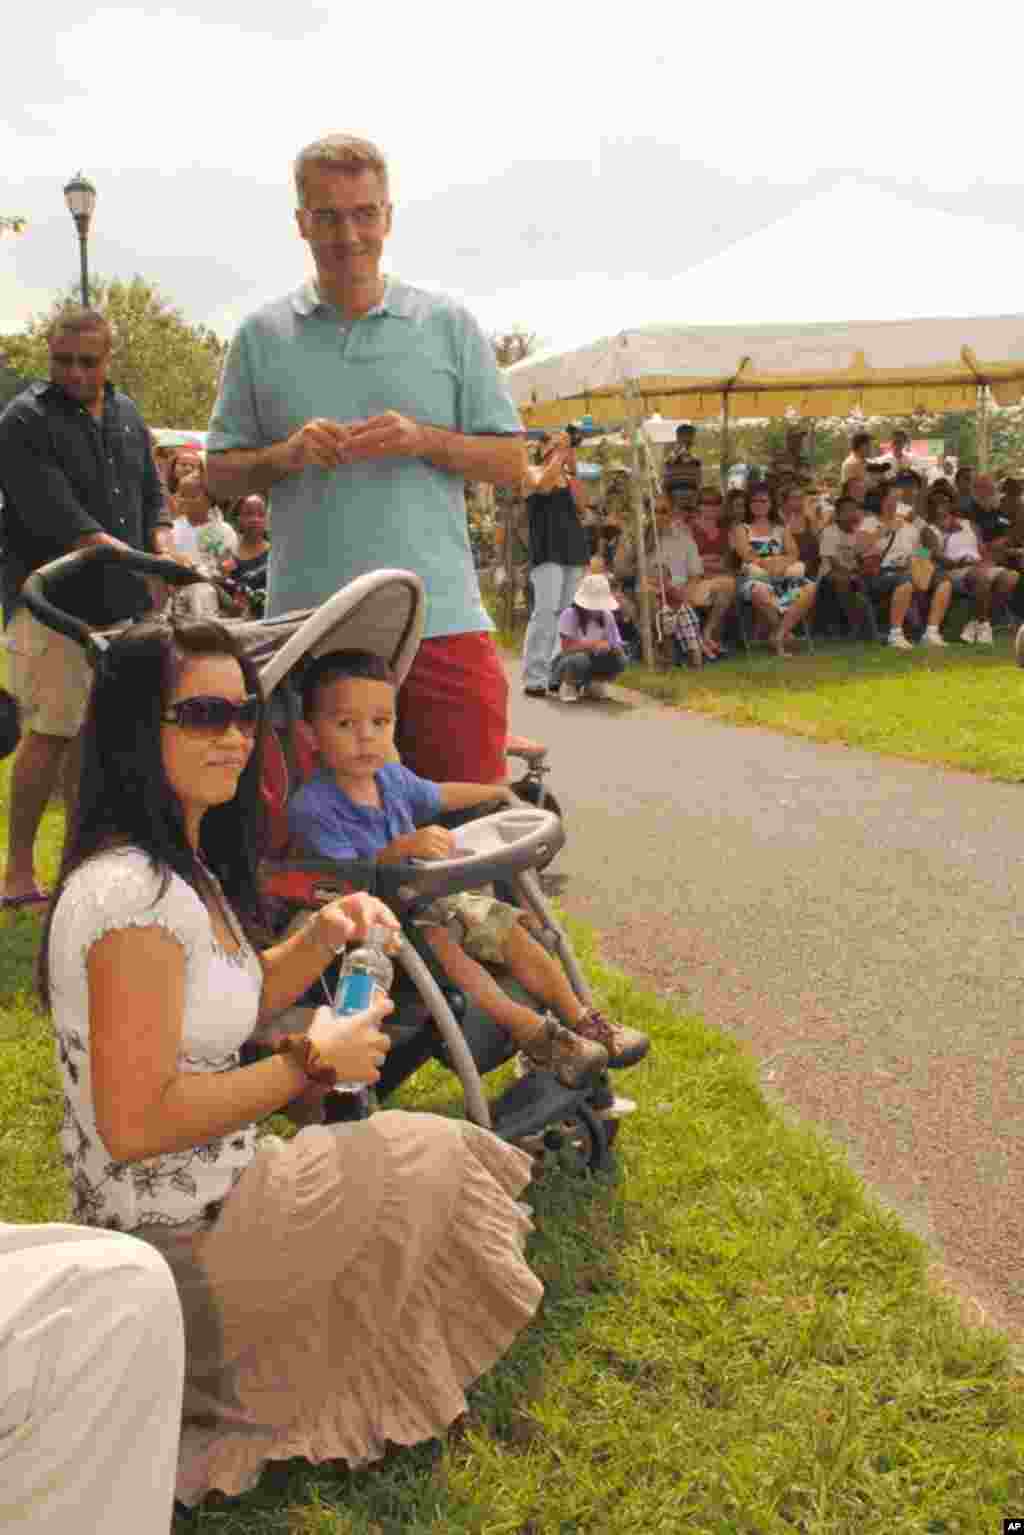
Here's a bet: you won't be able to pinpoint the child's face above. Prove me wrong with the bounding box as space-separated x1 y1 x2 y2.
309 676 396 784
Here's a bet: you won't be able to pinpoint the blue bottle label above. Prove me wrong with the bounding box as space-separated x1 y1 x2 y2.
335 972 378 1014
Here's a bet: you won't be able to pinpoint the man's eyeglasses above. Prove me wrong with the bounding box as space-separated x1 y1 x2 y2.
161 695 261 736
51 353 106 369
305 203 388 233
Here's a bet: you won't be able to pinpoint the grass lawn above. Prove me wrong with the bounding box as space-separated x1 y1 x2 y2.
2 764 1023 1533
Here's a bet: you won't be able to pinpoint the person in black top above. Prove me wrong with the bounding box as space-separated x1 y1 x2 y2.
0 307 173 907
520 430 589 696
224 495 270 617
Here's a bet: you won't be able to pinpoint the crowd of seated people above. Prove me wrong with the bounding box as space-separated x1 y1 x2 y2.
524 426 1024 680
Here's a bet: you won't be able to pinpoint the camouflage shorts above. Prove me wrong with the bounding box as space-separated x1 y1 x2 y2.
414 891 525 963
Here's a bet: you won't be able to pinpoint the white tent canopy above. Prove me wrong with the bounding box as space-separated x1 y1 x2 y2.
504 312 1024 413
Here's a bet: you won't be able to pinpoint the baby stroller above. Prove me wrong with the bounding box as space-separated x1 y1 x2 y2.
24 548 638 1173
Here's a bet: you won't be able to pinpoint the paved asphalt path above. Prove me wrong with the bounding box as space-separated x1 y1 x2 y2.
506 660 1024 1343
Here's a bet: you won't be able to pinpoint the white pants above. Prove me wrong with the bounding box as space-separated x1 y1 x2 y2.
0 1223 184 1534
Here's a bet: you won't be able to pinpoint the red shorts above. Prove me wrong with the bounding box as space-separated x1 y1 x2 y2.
395 632 509 784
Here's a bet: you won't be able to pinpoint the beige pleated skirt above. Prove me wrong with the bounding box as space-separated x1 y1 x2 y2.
134 1109 543 1508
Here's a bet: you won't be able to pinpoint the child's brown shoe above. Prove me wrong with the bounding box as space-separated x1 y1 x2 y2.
572 1007 650 1068
520 1013 608 1088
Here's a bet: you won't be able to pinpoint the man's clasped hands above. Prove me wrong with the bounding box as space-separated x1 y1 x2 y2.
286 411 431 471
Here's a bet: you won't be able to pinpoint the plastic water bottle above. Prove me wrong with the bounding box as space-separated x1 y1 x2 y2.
331 926 394 1106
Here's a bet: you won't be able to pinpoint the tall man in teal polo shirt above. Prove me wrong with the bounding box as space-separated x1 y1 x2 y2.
206 134 527 784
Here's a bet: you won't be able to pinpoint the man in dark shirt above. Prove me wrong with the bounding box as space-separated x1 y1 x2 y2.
0 308 173 906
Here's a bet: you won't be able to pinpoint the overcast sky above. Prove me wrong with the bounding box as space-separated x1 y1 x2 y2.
4 1 1024 356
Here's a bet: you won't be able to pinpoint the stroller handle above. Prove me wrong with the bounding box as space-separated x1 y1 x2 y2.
21 546 218 660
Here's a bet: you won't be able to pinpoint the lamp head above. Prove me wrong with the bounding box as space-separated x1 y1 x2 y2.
63 172 96 230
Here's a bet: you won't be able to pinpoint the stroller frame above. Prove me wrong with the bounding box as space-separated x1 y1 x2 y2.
23 547 630 1172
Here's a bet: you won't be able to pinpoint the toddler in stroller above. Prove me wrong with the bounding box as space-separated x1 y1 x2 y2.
23 550 647 1170
285 648 649 1088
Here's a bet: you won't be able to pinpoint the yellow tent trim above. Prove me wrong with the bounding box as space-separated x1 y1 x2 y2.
518 351 1024 428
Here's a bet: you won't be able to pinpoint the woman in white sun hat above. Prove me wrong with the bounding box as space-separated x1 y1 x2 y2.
551 571 628 702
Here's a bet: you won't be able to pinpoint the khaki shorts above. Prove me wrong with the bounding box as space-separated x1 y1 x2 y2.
415 891 526 964
4 604 93 739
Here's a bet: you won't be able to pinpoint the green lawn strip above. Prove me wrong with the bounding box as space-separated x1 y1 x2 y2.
3 820 1021 1533
616 638 1024 783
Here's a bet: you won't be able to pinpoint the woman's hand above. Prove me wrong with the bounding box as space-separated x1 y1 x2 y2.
307 996 395 1084
313 892 402 954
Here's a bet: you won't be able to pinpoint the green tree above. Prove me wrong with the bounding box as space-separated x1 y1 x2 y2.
0 276 226 427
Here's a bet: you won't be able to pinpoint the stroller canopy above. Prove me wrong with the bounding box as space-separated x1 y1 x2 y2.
236 569 425 700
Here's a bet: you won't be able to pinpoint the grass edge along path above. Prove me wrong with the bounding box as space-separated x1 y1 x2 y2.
2 874 1022 1533
603 641 1024 785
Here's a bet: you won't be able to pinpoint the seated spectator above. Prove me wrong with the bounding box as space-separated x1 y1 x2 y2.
858 485 941 649
731 485 817 657
689 486 739 654
39 618 545 1510
818 495 874 638
552 571 632 696
929 495 1019 645
778 483 822 575
653 493 733 660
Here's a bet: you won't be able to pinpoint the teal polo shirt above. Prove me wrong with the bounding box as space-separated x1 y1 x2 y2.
207 278 523 631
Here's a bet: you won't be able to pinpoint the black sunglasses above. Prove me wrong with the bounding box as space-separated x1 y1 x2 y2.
161 695 261 735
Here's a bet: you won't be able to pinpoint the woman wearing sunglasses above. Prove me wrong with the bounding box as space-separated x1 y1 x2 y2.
37 619 543 1513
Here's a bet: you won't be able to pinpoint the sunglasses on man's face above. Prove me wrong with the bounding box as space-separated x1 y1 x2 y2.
51 352 106 369
161 695 261 736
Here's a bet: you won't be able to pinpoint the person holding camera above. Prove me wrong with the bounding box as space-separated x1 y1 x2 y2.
521 429 589 696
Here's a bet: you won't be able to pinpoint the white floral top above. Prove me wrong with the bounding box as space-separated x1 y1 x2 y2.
48 847 264 1231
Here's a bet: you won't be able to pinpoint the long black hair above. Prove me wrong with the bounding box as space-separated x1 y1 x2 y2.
38 619 269 1008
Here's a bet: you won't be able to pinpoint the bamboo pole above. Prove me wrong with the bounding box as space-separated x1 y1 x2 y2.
976 384 991 470
719 389 731 491
627 412 655 669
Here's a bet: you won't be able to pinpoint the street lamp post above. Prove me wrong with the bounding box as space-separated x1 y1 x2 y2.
63 173 97 307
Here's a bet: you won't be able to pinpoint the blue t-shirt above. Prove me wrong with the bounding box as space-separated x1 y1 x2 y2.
288 763 443 863
207 278 523 633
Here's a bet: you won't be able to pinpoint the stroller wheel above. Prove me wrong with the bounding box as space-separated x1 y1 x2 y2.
516 1100 610 1177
